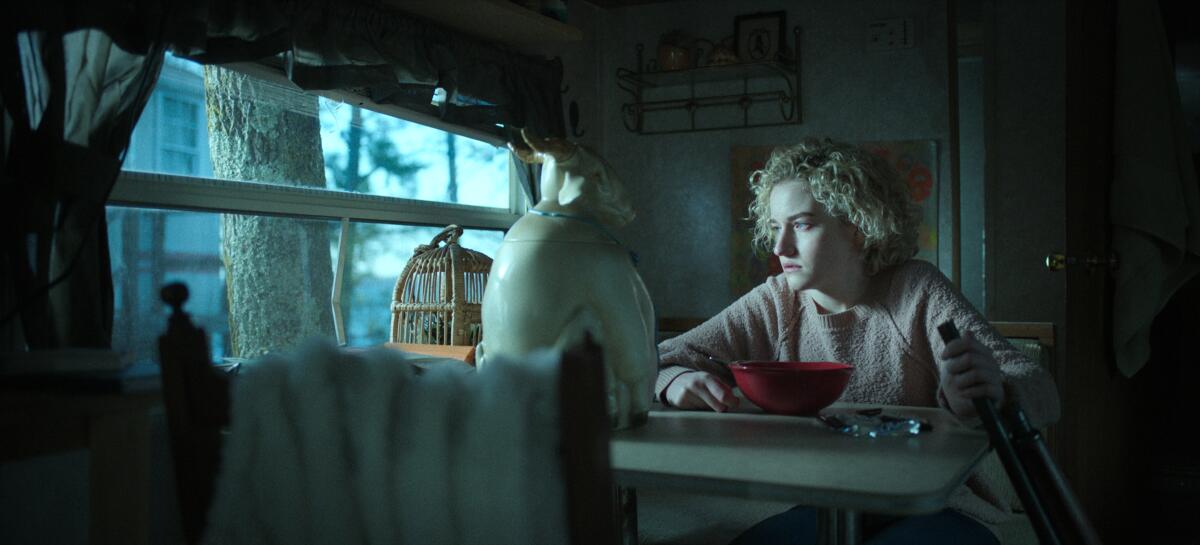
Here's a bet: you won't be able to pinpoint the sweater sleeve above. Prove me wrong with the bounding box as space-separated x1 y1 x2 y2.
654 277 796 402
897 261 1061 429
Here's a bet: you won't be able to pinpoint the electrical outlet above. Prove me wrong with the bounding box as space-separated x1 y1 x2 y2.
867 18 915 50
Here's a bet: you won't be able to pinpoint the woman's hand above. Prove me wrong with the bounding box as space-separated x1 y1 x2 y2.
664 371 740 412
939 331 1005 417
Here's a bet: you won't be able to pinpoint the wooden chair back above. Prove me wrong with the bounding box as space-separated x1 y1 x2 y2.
656 316 706 342
157 282 617 545
157 283 231 545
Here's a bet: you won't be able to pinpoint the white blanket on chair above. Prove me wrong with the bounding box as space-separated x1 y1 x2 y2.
202 340 567 545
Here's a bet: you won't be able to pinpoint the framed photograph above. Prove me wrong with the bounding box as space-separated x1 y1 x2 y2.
734 11 786 63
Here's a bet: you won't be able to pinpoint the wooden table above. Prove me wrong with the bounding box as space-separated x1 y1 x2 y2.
1 387 160 545
610 403 990 545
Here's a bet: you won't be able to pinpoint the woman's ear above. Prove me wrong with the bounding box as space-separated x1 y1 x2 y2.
851 226 866 251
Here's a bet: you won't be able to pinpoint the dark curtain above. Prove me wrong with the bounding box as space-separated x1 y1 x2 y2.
2 24 165 350
172 1 566 142
1 0 566 353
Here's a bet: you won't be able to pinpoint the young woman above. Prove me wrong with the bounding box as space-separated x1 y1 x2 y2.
655 138 1060 544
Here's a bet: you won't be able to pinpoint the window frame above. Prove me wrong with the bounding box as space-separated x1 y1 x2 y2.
110 172 523 230
112 58 526 233
109 57 526 347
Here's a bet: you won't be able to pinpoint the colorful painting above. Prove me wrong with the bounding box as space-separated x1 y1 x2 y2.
729 141 939 298
730 146 779 298
862 140 939 264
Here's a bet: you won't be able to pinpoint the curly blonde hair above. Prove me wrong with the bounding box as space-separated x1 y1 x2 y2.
748 138 920 276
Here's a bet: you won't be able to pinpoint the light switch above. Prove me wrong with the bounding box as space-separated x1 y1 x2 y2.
867 18 915 50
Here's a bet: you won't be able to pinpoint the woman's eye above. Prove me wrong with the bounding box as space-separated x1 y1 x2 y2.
793 222 813 231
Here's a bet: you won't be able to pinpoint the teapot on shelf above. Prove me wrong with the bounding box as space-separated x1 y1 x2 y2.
654 29 695 71
695 36 740 67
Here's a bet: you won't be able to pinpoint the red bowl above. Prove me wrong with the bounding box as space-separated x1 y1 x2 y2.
729 361 853 416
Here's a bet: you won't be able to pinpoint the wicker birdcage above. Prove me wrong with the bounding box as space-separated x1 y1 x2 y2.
390 225 492 346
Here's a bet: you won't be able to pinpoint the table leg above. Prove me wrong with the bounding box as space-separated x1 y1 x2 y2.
840 509 861 545
816 507 862 545
617 486 638 545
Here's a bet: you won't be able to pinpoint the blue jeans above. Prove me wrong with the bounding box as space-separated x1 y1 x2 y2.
729 506 999 545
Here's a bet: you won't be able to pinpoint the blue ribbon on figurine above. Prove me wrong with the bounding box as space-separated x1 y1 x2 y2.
529 209 640 267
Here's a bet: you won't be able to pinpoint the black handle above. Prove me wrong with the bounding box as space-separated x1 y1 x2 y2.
937 321 1062 545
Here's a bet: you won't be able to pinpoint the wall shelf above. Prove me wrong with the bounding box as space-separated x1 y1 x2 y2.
617 31 802 135
619 61 794 88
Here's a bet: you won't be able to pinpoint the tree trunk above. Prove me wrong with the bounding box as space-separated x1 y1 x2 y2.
204 66 334 357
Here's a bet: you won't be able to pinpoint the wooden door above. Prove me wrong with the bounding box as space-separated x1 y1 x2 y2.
1059 0 1154 542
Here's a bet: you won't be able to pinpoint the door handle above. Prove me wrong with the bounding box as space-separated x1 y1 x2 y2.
1044 252 1118 272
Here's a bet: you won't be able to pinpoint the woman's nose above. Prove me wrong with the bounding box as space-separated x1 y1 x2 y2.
773 231 795 257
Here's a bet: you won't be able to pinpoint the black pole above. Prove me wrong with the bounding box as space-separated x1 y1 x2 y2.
1005 402 1103 545
937 321 1062 545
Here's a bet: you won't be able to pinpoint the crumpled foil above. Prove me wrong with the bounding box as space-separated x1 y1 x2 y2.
818 410 931 438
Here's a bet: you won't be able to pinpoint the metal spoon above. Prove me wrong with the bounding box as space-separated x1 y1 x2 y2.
693 348 729 366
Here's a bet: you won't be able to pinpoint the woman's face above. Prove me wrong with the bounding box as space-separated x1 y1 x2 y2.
769 181 864 292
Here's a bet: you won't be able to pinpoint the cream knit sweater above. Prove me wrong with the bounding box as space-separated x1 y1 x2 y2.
655 259 1061 536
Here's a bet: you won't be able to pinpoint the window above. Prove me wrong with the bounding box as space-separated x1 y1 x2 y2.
125 54 212 177
318 100 510 208
160 95 201 174
334 223 503 346
109 53 520 363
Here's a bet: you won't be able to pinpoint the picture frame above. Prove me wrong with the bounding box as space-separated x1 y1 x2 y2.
734 11 786 63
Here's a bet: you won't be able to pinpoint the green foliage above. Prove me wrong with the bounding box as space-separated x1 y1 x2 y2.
325 108 424 196
324 107 426 342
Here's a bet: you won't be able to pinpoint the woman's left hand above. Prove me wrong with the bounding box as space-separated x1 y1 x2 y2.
938 331 1005 417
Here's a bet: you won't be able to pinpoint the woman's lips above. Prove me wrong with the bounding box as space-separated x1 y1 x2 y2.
781 264 801 272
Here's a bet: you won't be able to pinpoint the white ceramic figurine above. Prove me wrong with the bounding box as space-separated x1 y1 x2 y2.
476 130 656 430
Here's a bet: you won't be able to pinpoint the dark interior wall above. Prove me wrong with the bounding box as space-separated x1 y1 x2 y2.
986 0 1066 332
958 55 986 312
583 0 1075 327
580 0 1070 330
593 0 953 319
528 1 607 154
